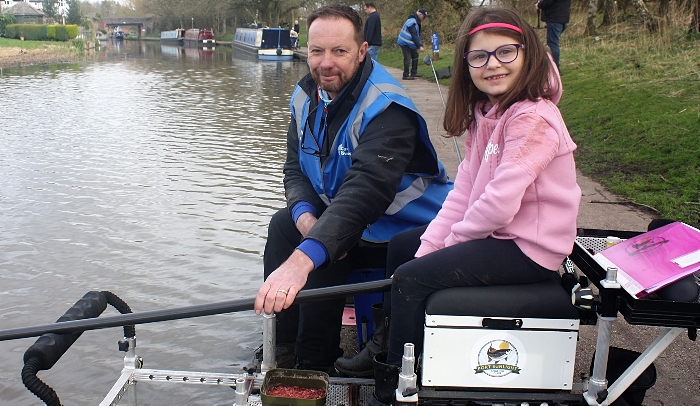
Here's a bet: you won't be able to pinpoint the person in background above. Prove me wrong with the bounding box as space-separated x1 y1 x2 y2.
250 4 452 375
536 0 571 71
397 8 428 80
369 7 581 405
363 2 382 60
290 20 300 49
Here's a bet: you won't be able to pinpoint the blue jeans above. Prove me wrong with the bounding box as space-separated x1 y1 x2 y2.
546 22 567 69
367 45 380 61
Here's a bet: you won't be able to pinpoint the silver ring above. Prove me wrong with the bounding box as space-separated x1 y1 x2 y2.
277 289 289 296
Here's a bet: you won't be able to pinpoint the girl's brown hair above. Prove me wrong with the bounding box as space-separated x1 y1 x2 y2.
443 7 556 137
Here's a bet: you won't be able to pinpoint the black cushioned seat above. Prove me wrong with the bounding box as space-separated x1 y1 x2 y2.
425 273 579 320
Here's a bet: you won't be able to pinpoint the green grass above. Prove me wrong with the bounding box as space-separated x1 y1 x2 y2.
558 23 699 226
376 22 700 226
377 38 454 85
0 37 72 50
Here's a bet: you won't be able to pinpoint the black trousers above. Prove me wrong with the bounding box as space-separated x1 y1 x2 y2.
384 225 554 366
263 208 387 364
400 45 419 77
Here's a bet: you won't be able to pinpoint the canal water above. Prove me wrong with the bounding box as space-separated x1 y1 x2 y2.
0 40 310 405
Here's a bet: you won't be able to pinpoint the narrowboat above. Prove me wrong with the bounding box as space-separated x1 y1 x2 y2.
184 28 216 48
232 27 294 61
160 28 185 44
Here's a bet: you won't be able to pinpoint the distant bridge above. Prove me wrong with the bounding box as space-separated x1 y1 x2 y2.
99 17 155 37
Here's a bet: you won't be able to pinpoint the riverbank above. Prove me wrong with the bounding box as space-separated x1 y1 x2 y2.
0 44 78 69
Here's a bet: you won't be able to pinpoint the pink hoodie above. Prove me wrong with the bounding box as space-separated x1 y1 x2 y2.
416 71 581 271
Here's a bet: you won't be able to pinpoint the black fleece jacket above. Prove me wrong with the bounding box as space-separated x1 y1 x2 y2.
538 0 571 24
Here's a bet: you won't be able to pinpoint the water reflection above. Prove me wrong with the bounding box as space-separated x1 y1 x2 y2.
0 40 309 405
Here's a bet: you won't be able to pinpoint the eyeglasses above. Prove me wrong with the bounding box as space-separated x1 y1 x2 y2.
464 44 524 68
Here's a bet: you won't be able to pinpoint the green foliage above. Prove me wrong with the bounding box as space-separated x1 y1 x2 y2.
42 0 59 21
5 25 16 39
67 0 83 25
0 14 16 37
55 25 79 41
6 24 46 40
71 37 84 53
3 24 78 41
46 24 56 39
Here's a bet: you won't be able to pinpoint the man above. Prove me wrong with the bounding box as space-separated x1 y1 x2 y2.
252 4 452 374
397 8 428 80
363 2 382 60
536 0 571 70
290 19 300 49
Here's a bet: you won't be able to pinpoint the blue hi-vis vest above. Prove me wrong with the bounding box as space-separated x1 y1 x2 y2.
397 17 419 48
290 62 452 243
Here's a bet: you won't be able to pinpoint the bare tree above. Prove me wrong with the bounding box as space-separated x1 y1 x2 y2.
585 0 597 35
629 0 659 31
692 0 700 32
601 0 615 26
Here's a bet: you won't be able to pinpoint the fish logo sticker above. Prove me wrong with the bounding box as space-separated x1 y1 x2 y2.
473 338 523 379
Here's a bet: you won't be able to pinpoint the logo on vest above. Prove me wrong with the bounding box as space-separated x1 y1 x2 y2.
337 144 352 156
483 142 499 162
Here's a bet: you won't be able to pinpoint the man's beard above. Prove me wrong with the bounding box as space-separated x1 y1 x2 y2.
311 60 360 94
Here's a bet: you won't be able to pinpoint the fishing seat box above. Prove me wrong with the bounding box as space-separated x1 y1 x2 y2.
422 274 580 390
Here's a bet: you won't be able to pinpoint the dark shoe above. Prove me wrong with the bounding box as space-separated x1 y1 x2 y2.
242 342 296 373
335 303 388 377
293 357 338 376
402 76 415 80
371 351 399 405
410 73 423 77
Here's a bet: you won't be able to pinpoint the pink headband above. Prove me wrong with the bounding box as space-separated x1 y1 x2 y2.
468 22 523 36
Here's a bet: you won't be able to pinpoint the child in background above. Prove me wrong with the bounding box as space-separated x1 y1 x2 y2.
369 8 582 406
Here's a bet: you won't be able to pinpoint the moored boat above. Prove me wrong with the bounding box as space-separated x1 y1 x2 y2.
111 27 125 41
160 28 185 44
183 28 215 48
232 27 294 61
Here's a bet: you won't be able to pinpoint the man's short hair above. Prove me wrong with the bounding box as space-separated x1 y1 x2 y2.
307 5 364 45
365 2 376 7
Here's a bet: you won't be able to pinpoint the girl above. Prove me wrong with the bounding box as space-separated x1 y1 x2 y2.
370 8 581 405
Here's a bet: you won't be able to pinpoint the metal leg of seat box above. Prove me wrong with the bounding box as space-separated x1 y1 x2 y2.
606 327 683 404
261 312 276 372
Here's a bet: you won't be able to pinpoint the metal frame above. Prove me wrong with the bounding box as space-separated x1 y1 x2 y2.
95 231 698 405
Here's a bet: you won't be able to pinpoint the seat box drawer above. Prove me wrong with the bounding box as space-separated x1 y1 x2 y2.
422 316 578 390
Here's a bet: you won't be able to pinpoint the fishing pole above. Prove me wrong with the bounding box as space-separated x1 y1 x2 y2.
423 55 462 161
0 278 392 342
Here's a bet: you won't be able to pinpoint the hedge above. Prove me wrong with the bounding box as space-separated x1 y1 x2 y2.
5 24 78 41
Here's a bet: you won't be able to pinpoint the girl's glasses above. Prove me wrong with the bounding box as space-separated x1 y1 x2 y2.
464 44 525 68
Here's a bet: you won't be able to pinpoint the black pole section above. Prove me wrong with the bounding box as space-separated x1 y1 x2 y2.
0 279 392 342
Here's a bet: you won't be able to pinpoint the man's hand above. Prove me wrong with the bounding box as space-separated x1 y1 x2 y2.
535 2 540 9
296 212 317 237
254 250 314 315
419 46 425 52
